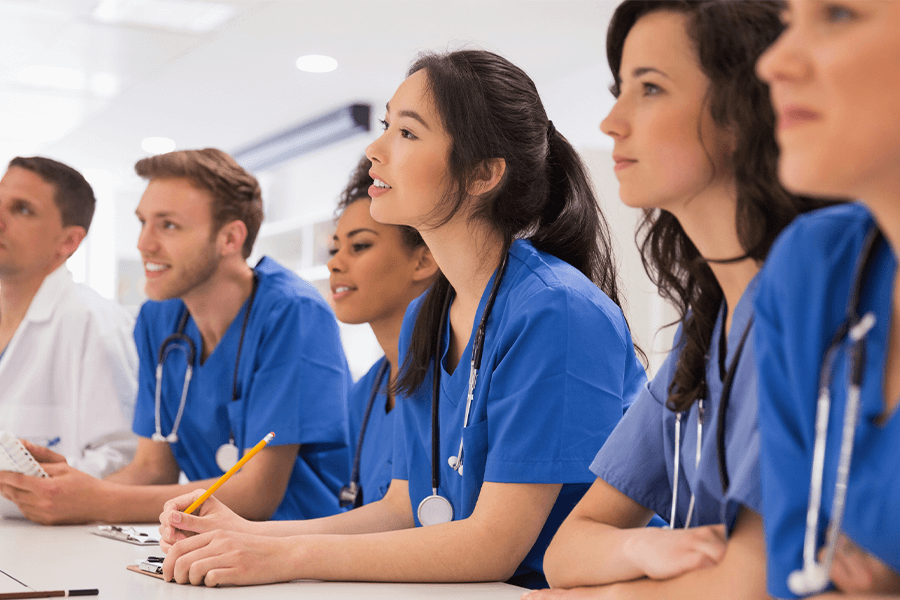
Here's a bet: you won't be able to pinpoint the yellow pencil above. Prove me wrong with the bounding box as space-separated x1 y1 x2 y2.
184 432 275 515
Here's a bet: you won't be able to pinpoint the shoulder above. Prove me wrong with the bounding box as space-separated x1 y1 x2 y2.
503 240 630 344
253 256 333 317
135 298 184 338
54 278 134 332
765 203 873 277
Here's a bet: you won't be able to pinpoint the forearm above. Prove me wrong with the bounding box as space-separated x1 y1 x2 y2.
285 517 527 583
252 492 415 537
545 517 651 588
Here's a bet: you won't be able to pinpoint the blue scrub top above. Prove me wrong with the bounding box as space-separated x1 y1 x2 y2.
133 257 352 521
591 276 762 531
755 203 900 598
393 239 647 588
347 357 395 505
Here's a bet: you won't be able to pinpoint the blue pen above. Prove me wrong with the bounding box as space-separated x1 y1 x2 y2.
44 436 61 448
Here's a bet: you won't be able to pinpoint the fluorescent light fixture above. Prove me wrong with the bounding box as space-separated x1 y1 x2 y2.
92 0 235 33
296 55 338 73
233 103 370 172
141 137 176 154
16 65 86 91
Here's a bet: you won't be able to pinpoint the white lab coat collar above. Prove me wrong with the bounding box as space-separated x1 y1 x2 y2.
19 264 72 325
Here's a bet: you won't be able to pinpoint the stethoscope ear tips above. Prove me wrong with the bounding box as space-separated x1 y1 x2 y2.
447 456 458 469
788 564 830 596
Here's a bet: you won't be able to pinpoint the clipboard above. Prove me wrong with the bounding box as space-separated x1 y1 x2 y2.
127 557 165 580
93 525 160 546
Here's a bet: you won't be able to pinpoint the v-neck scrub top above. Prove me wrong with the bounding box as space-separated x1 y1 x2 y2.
591 275 762 531
393 239 647 587
133 257 352 521
755 203 900 598
347 357 395 505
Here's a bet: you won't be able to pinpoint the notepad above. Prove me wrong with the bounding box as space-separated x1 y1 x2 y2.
0 431 49 478
94 525 161 546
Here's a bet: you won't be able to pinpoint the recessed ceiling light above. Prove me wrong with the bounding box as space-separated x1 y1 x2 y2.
296 55 338 74
141 137 176 154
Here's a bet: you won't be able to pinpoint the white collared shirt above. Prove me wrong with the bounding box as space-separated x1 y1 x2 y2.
0 265 138 516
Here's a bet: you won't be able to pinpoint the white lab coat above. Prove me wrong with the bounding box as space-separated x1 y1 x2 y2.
0 265 138 517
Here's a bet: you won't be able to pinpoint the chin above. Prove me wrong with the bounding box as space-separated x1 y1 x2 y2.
778 157 842 199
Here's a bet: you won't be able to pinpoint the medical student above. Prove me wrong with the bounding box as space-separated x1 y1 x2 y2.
0 148 350 525
0 157 137 518
753 2 900 597
525 2 837 599
156 49 646 589
331 156 438 508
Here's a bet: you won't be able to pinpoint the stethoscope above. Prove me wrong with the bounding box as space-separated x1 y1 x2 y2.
417 250 510 526
788 226 880 596
153 273 260 473
669 312 754 529
339 358 390 508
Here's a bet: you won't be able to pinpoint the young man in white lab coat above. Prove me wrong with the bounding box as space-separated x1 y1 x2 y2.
0 157 138 517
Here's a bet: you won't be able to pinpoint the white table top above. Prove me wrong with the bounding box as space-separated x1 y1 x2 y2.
0 518 527 599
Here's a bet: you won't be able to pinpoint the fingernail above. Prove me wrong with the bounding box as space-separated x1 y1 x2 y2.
172 512 181 524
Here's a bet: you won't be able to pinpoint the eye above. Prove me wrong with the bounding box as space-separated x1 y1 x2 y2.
379 118 389 131
13 202 33 216
327 247 338 257
642 82 663 96
824 3 855 23
608 80 621 99
162 220 177 230
399 129 417 140
352 242 372 253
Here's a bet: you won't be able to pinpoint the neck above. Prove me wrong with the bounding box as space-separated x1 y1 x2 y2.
671 188 759 335
0 263 59 335
181 259 255 361
419 217 505 369
368 313 403 382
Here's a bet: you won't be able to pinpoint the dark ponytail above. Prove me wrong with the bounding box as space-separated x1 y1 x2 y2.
396 49 634 396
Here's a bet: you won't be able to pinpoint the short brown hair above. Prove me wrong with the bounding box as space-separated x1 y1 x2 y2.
134 148 263 258
8 156 95 232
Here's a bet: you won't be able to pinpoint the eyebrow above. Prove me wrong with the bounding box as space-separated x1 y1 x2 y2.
332 228 379 242
630 67 672 80
385 102 431 131
135 209 177 219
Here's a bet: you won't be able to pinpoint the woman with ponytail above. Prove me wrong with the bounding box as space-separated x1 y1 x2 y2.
154 49 645 589
529 2 837 599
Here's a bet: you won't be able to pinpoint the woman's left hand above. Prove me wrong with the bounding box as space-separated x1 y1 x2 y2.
825 533 900 594
162 529 297 586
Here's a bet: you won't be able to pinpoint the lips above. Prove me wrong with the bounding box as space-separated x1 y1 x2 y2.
612 154 637 172
331 284 357 300
143 260 170 279
368 171 392 198
777 105 821 129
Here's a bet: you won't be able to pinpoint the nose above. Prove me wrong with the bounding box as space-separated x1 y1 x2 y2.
365 132 386 165
327 246 344 274
600 100 629 140
756 25 807 85
136 223 157 255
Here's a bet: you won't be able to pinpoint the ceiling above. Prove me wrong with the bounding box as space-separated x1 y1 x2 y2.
0 0 619 185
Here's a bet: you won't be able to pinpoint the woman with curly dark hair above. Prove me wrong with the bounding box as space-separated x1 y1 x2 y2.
532 2 836 598
328 155 437 509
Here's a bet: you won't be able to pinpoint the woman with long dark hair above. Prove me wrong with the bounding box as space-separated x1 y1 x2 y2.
154 49 645 589
528 2 835 598
754 2 900 597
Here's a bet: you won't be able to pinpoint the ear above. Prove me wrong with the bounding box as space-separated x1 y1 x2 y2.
468 158 506 198
216 219 249 257
410 245 439 283
57 226 86 260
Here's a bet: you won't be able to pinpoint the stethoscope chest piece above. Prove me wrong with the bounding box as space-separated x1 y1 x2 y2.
417 493 454 526
215 441 240 472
